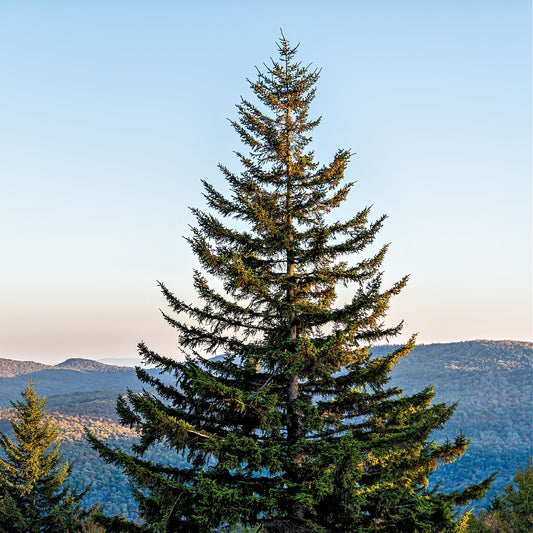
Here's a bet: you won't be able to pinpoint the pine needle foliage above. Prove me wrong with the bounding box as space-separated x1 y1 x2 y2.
88 35 493 532
0 380 88 532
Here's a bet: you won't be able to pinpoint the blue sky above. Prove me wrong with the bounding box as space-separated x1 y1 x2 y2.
1 1 531 364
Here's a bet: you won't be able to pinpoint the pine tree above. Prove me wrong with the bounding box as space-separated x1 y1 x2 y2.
467 458 532 532
0 380 88 532
88 34 493 532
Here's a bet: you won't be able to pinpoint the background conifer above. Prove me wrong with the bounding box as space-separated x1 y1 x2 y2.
0 380 88 532
467 459 532 532
89 35 492 532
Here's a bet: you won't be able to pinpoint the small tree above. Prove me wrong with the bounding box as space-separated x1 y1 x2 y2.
468 459 532 533
0 380 88 532
89 34 492 532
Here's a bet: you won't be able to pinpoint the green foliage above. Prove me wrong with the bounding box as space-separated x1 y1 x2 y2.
79 510 107 533
89 35 492 532
0 380 88 532
467 458 533 532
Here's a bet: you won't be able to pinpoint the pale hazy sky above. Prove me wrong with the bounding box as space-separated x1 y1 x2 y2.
1 1 531 364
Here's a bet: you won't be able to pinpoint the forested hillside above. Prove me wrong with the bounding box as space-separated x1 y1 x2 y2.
386 340 532 502
0 340 530 519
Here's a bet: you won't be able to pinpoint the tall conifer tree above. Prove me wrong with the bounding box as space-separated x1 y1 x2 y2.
0 380 88 532
89 35 492 532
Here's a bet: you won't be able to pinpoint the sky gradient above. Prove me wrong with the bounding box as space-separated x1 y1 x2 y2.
1 1 531 364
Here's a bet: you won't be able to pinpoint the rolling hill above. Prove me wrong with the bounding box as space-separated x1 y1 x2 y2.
0 357 142 407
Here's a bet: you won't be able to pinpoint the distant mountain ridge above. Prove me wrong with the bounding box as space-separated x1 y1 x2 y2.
0 340 530 399
0 357 129 379
0 356 136 375
0 357 138 406
0 358 53 378
55 358 128 372
389 339 531 371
